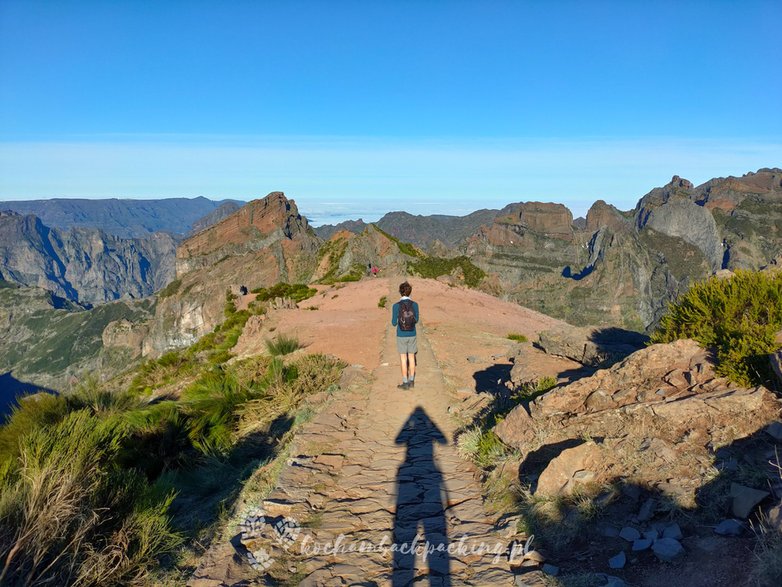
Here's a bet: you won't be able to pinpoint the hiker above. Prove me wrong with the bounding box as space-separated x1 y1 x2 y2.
371 264 379 277
391 281 419 389
367 262 373 277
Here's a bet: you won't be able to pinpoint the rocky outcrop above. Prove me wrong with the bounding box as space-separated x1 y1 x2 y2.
0 211 176 304
146 193 321 354
536 325 648 368
313 219 368 240
495 339 779 505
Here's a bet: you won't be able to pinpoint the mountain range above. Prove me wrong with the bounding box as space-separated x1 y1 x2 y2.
1 167 780 390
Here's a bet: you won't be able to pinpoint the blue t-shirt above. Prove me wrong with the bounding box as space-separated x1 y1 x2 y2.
391 298 420 337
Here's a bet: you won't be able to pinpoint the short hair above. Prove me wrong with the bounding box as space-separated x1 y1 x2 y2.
399 281 412 297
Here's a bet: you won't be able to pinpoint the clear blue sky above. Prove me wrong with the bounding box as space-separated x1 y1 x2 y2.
1 0 780 222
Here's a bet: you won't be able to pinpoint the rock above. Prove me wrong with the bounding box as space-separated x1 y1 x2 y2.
662 523 683 540
494 403 535 446
515 571 549 587
632 538 653 551
599 524 621 538
597 574 627 587
770 351 782 387
509 346 556 388
652 537 685 562
537 325 647 368
608 551 626 569
765 421 782 442
535 441 602 496
714 519 744 536
643 529 659 541
730 483 770 518
619 527 641 542
768 502 782 533
541 563 559 576
637 497 656 522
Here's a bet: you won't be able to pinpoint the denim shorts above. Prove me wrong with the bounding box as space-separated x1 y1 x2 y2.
396 336 418 354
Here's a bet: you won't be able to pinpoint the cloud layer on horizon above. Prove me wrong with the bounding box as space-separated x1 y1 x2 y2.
1 136 779 219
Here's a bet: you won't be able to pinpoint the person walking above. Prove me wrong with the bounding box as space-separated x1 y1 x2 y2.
391 281 419 389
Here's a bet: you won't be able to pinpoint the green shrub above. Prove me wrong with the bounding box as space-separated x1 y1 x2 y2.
371 225 423 258
507 333 528 343
378 296 387 308
0 393 69 462
157 278 182 299
266 334 302 357
0 410 181 585
253 282 317 304
457 427 508 469
650 270 782 386
408 255 486 287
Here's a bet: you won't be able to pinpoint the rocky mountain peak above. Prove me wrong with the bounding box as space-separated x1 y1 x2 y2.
176 192 313 277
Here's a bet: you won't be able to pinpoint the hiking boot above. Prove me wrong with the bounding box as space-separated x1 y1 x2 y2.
397 382 410 390
408 380 415 389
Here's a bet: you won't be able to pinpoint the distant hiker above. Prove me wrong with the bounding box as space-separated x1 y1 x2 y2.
367 262 373 276
239 285 248 295
391 281 419 390
371 265 379 277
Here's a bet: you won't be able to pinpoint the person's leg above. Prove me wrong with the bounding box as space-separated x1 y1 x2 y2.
399 353 409 381
407 352 416 383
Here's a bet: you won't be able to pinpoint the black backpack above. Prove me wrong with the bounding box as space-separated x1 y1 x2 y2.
398 300 416 331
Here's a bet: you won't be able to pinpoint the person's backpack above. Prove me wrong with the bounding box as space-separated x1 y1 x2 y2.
398 300 416 331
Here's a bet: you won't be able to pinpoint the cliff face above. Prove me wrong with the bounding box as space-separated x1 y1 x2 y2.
146 192 322 353
0 211 176 304
461 169 782 330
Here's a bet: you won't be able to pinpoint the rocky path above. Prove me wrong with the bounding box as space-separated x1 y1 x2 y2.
260 281 516 586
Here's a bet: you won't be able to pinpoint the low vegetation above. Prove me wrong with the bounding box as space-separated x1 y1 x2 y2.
370 224 423 258
408 255 486 288
378 295 387 308
651 269 782 386
158 278 182 299
252 282 317 304
266 334 302 357
506 333 527 343
0 285 346 584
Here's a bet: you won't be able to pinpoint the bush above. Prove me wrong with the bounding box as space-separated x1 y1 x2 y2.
507 333 528 343
266 334 301 357
378 296 387 308
157 278 182 299
408 255 486 287
457 427 508 469
651 270 782 386
0 410 181 585
253 282 317 304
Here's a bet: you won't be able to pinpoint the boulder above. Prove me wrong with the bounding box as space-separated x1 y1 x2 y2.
652 537 684 562
730 483 769 518
535 441 603 496
771 350 782 387
619 527 641 542
714 519 744 536
608 551 626 569
537 325 647 368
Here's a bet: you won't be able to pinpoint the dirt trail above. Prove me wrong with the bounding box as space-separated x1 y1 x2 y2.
192 278 569 586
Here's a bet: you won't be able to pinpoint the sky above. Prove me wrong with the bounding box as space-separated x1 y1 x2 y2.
0 0 780 223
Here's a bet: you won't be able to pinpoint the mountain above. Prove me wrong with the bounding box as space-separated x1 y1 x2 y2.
467 168 782 330
0 280 155 391
313 218 368 240
0 210 176 304
189 201 244 234
315 209 503 252
146 192 322 352
0 196 242 238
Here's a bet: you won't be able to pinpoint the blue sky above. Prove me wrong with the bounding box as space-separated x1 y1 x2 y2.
1 1 780 222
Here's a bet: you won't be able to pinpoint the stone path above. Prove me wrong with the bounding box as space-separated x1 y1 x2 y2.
255 282 516 586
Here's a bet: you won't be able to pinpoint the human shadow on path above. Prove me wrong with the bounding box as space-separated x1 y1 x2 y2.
393 406 451 586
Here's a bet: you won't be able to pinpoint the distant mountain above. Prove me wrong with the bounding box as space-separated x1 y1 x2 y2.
0 196 242 238
190 201 244 235
315 209 502 251
376 209 502 251
314 219 368 240
0 210 176 304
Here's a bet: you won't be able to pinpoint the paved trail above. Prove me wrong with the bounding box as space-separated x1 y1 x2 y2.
260 281 516 586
